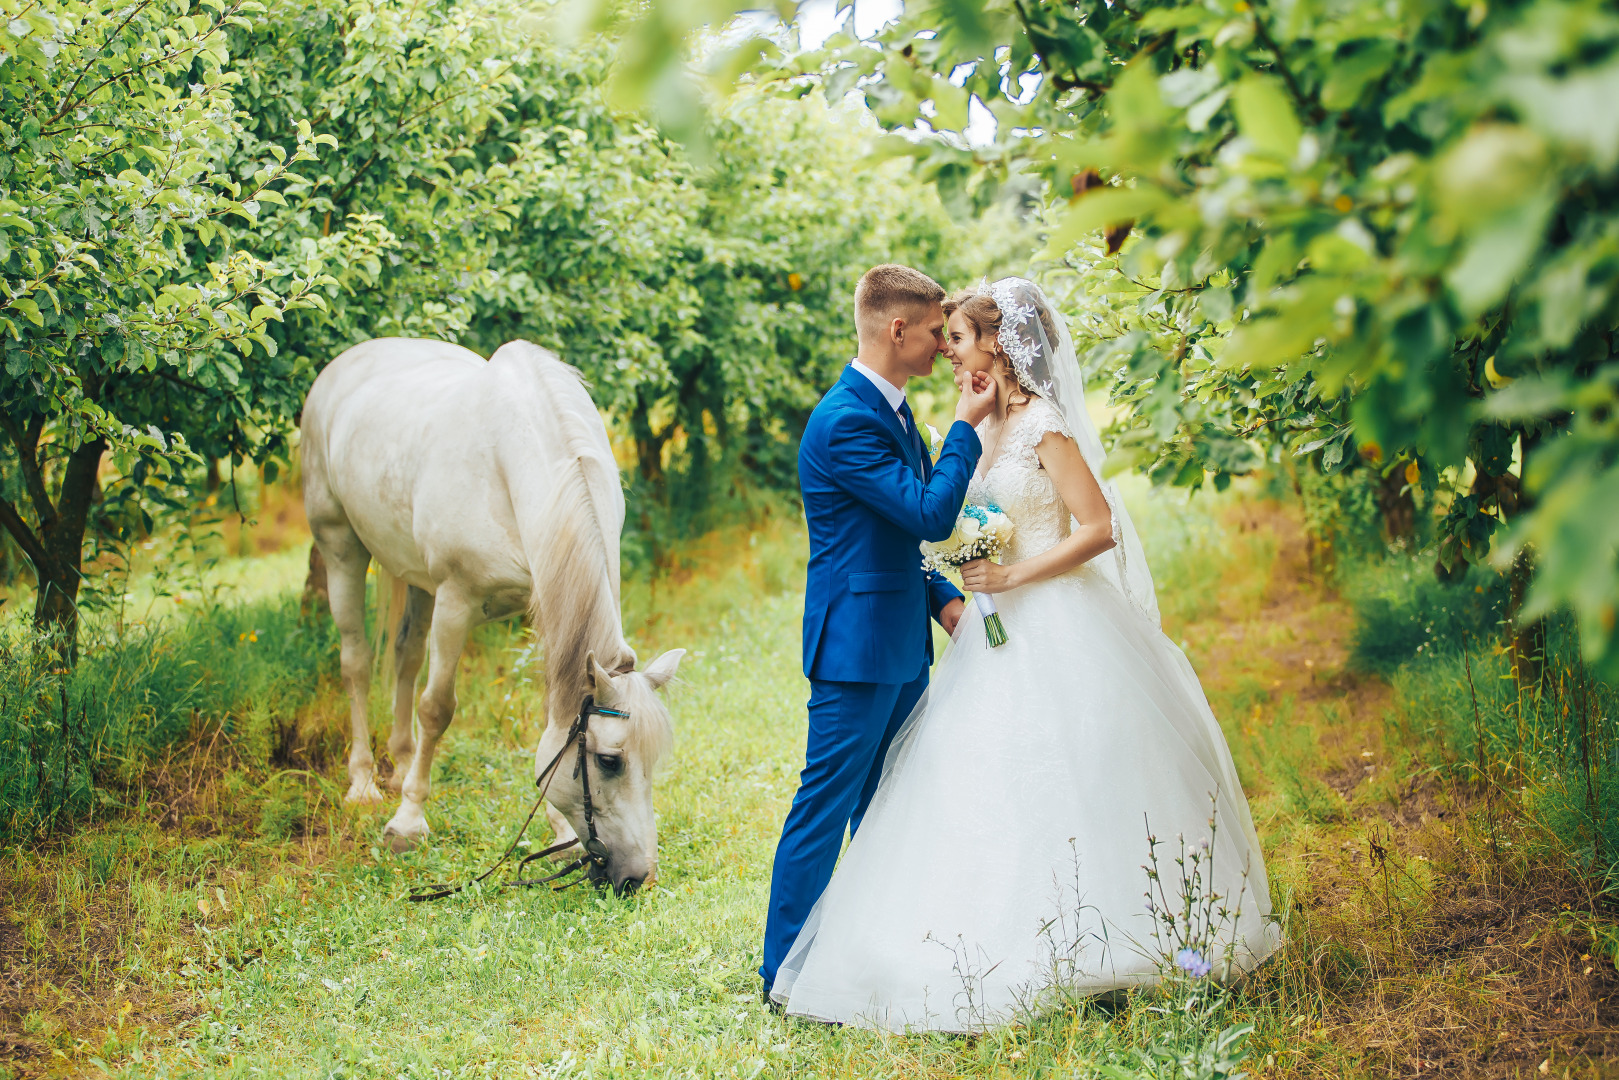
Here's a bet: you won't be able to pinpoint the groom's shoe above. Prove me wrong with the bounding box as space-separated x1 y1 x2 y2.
762 981 783 1015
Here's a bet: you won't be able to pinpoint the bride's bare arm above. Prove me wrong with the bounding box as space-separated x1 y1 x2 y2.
959 430 1116 594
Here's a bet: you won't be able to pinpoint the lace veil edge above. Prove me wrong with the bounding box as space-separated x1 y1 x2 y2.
985 277 1161 627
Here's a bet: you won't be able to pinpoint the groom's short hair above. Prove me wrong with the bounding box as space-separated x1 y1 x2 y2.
855 264 945 341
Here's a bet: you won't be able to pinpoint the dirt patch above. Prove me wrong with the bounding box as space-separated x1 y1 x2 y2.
1212 501 1619 1077
0 707 354 1078
0 858 191 1078
1279 785 1619 1076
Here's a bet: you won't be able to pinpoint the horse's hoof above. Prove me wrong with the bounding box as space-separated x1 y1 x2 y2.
345 779 385 805
382 807 429 852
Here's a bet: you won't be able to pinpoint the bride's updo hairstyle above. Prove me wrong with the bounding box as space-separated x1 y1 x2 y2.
942 289 1040 412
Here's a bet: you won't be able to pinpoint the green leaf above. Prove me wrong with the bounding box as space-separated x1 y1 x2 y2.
1199 287 1234 325
1320 41 1398 111
1040 187 1167 258
929 78 969 132
1187 88 1229 133
1306 223 1374 273
1233 76 1301 162
1445 192 1555 317
10 297 42 326
1250 234 1300 294
1502 57 1619 171
1480 375 1573 420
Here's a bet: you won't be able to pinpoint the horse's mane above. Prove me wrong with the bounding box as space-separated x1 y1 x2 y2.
490 342 670 765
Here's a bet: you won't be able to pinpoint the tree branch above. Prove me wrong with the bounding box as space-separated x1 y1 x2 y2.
46 0 253 127
0 412 57 527
46 0 157 125
326 67 513 211
0 496 49 571
154 367 212 395
1249 4 1323 123
1012 0 1111 100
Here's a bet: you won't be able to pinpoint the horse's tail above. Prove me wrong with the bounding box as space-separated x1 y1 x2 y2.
370 568 409 687
487 341 633 716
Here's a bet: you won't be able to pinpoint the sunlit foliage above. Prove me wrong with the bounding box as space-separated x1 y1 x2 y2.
621 0 1619 675
0 0 984 636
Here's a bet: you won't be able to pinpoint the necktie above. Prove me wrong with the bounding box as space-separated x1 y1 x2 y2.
897 400 923 467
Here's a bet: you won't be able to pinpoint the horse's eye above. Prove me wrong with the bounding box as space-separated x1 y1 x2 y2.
595 754 623 776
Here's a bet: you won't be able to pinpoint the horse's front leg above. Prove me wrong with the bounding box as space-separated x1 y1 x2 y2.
544 802 580 857
383 588 473 852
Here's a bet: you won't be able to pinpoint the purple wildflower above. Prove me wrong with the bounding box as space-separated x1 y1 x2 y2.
1175 948 1211 978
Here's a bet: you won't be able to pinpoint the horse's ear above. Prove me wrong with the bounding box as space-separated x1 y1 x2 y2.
643 648 686 690
586 651 615 700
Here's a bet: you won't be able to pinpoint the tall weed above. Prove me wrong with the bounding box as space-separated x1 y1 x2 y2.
1391 621 1619 875
1344 557 1509 674
1343 548 1619 878
0 597 337 840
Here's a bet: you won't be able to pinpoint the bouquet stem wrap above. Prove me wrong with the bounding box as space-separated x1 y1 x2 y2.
973 592 1008 648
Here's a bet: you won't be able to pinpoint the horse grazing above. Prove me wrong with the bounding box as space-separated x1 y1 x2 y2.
301 338 684 892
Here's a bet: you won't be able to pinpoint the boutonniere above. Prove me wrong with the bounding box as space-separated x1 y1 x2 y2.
924 422 944 461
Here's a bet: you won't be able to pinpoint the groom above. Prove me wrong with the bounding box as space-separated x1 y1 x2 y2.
761 264 996 1001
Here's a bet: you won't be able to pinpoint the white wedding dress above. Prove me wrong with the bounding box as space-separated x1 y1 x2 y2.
771 397 1281 1032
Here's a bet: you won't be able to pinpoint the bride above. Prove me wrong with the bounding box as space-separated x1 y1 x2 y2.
769 278 1280 1031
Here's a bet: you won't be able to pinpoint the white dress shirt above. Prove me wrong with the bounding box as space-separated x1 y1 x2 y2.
850 359 907 430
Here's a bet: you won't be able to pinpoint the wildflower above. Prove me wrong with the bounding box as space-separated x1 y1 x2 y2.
1175 948 1211 978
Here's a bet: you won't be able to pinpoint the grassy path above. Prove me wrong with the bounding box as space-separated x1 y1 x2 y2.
2 489 1612 1078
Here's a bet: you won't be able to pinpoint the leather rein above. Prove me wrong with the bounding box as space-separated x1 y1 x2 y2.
407 664 633 902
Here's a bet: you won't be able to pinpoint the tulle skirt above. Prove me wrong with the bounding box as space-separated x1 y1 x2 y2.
770 565 1281 1032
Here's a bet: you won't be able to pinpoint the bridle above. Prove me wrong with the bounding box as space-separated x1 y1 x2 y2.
407 664 633 902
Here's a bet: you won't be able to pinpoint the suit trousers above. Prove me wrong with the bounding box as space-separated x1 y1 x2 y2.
760 668 930 989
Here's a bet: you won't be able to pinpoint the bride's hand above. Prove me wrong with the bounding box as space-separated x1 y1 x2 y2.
960 559 1018 594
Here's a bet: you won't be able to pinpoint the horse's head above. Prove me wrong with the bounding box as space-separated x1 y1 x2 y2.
536 648 685 895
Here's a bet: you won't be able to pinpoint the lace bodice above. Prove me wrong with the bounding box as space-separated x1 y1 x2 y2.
966 398 1080 566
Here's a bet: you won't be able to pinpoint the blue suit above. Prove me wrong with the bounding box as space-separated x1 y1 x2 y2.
761 364 982 990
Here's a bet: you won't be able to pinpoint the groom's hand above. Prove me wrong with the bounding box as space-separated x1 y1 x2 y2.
954 370 996 426
938 597 965 635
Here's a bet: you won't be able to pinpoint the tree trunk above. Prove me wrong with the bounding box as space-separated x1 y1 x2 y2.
1507 546 1545 693
1376 466 1415 542
30 439 107 663
1505 430 1543 694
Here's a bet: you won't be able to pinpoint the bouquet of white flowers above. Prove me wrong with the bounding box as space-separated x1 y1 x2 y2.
921 503 1015 647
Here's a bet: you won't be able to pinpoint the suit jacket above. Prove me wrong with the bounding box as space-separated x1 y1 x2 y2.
798 364 983 683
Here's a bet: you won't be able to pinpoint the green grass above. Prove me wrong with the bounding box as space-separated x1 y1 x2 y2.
0 595 337 840
4 497 1291 1079
6 483 1617 1079
1335 549 1619 880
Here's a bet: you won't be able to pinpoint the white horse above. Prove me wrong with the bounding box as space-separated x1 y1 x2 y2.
301 338 684 893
